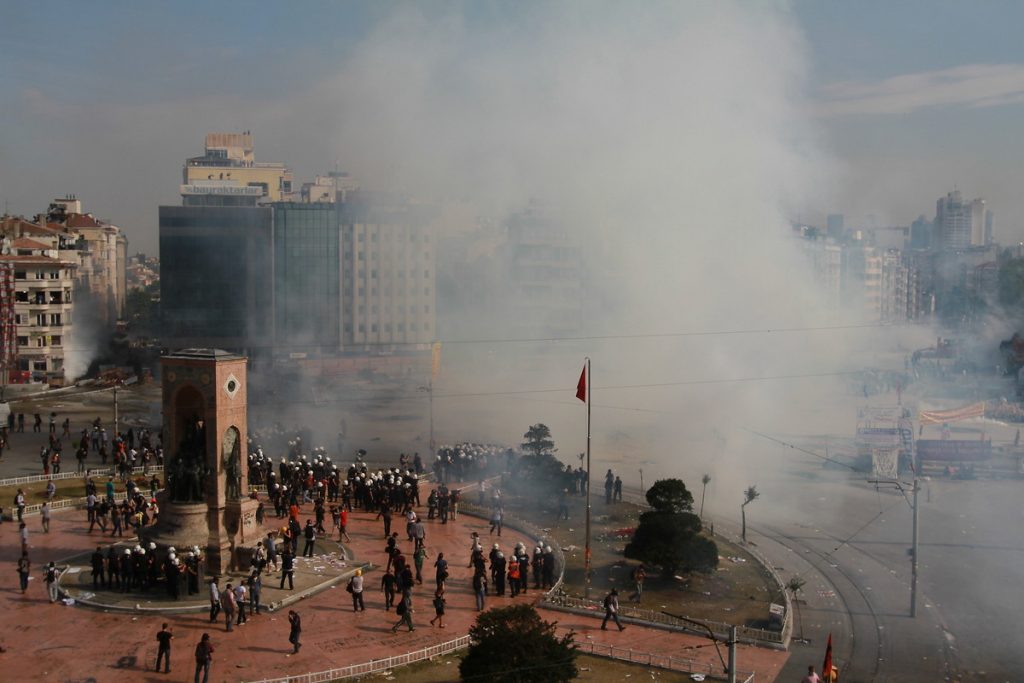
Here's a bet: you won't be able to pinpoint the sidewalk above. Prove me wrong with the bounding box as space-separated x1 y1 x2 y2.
0 496 787 682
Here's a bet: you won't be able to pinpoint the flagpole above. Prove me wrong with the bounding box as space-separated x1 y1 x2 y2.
584 356 592 600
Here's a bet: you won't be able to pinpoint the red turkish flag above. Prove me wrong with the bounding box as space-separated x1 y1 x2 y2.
822 632 834 679
576 365 587 402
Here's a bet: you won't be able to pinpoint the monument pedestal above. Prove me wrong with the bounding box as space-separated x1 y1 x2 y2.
142 497 211 556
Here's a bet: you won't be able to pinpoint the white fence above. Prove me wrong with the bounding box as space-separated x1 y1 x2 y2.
576 641 754 681
243 634 472 683
0 465 163 488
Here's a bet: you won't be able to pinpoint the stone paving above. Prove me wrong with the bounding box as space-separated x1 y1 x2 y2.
0 493 787 682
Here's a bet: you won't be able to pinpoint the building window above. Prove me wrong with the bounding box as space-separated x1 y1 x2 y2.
50 313 61 326
33 361 47 371
371 324 378 333
371 270 377 279
49 271 59 279
424 305 430 313
358 324 365 333
51 335 61 346
14 270 26 280
36 337 47 347
15 291 27 303
16 336 28 347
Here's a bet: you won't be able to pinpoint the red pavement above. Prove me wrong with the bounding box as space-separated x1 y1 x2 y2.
0 499 787 682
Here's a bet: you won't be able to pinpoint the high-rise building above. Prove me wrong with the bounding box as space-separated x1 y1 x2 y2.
934 190 991 250
161 141 435 359
183 133 294 204
827 213 844 239
159 205 274 353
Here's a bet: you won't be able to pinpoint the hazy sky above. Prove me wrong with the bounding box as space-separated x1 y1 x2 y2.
3 1 1024 253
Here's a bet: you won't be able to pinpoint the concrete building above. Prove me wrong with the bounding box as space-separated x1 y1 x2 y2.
0 231 77 384
934 190 991 250
299 171 359 204
159 204 274 354
501 204 583 337
339 194 436 350
160 172 435 358
184 133 294 204
44 196 128 330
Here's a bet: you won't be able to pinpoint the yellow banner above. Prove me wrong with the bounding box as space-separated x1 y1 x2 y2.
918 402 985 425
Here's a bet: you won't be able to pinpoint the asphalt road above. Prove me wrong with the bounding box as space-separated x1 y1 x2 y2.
713 455 1022 683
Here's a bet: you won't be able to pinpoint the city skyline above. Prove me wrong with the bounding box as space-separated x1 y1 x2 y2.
3 2 1024 253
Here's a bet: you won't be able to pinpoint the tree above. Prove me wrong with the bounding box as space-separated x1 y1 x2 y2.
460 604 577 683
522 424 555 458
645 478 694 513
741 485 759 543
625 478 718 577
787 576 807 642
699 473 711 519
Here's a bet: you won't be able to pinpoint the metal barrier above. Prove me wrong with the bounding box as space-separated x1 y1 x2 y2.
243 634 472 683
575 641 754 681
543 592 783 646
0 465 163 488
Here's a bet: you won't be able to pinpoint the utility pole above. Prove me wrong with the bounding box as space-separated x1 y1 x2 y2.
728 625 737 683
911 474 920 617
428 377 434 457
638 468 643 495
113 382 119 436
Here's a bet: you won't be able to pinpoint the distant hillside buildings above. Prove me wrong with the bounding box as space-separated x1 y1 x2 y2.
800 190 998 324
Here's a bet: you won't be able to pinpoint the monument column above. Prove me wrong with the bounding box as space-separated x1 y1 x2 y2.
149 349 259 576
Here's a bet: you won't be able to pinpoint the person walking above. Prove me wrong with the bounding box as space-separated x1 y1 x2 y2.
429 585 446 628
601 588 626 631
391 593 415 632
381 567 397 610
472 570 487 611
17 551 31 594
287 610 302 654
193 633 213 683
44 561 60 602
15 489 26 523
280 547 295 590
220 582 236 631
208 578 221 623
233 581 248 625
631 565 646 604
413 545 428 584
19 522 29 554
248 572 262 616
302 519 316 557
349 568 365 611
489 506 502 536
434 552 448 589
155 623 173 674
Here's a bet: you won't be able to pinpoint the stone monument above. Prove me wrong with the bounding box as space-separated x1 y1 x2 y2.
143 349 260 575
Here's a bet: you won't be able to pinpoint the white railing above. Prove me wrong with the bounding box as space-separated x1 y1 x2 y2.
0 464 163 488
243 634 472 683
575 641 754 680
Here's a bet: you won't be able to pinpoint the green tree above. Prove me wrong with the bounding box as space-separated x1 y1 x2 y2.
625 478 718 577
741 485 759 543
645 478 694 513
460 604 577 683
787 576 807 642
521 424 555 458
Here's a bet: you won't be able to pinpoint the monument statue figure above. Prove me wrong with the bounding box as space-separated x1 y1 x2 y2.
170 416 209 503
223 427 242 501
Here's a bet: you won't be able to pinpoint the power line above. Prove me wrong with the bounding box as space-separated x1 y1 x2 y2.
247 370 859 408
46 320 912 355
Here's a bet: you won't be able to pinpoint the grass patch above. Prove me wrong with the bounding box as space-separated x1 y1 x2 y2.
501 492 778 631
351 653 696 682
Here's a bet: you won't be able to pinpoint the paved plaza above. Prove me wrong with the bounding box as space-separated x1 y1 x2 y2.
0 491 787 682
